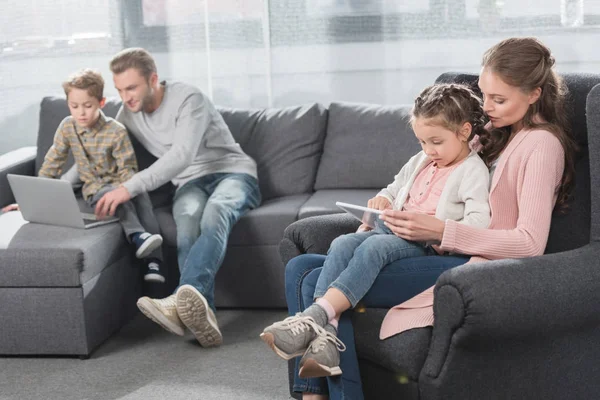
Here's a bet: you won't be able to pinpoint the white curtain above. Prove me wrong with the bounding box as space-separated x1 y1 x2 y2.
1 0 600 155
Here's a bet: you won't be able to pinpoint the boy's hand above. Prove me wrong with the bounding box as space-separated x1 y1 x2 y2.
1 203 19 213
367 196 392 211
95 186 131 218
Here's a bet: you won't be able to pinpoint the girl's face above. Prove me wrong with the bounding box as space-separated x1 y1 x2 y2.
478 67 541 131
412 118 471 168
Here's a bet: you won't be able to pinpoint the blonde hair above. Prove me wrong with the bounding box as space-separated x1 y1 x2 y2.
62 69 104 101
109 47 157 80
411 83 486 140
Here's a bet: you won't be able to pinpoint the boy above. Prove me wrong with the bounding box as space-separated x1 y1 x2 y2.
6 69 166 283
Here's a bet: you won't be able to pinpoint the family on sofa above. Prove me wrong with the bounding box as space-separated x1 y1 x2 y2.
2 36 578 400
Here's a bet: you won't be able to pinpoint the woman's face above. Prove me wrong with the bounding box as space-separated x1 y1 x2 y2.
478 67 539 131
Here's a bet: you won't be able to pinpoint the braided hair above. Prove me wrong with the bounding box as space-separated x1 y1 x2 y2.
411 83 486 141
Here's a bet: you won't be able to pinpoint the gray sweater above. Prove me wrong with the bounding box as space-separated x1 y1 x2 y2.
117 81 257 198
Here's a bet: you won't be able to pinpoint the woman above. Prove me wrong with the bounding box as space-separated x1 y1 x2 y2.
271 37 575 400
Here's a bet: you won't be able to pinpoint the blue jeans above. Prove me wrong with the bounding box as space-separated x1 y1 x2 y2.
172 173 261 311
286 253 469 399
314 222 434 307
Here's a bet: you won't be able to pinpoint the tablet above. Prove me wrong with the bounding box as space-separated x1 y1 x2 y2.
335 201 383 228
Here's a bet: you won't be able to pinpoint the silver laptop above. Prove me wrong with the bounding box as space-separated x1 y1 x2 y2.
7 174 119 229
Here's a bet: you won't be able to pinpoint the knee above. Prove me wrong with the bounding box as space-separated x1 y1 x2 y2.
284 254 324 293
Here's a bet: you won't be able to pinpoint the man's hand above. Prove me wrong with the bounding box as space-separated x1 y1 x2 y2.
1 203 19 213
95 186 131 218
367 196 392 211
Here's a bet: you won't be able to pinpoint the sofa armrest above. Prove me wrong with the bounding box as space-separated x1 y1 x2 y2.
279 213 361 266
421 244 600 380
0 147 37 208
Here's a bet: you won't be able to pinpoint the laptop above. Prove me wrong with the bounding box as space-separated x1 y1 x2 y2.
7 174 119 229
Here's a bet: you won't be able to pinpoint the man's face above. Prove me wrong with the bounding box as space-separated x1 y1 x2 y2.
113 68 154 113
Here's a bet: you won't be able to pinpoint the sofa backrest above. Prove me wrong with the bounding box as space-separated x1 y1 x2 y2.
314 102 420 191
221 104 328 201
436 72 600 254
34 98 328 203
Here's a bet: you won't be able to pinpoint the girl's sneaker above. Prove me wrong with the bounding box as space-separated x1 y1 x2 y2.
131 232 163 259
260 304 329 360
144 260 165 283
298 324 346 378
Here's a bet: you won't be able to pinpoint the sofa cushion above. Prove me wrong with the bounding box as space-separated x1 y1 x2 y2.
314 102 420 190
298 189 379 219
353 308 432 381
154 194 312 248
243 104 328 200
218 107 263 149
3 221 127 287
35 97 122 175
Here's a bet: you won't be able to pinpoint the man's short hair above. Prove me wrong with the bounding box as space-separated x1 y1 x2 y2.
62 69 104 101
110 48 157 80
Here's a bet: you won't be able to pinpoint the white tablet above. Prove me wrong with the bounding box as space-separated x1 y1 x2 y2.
335 201 383 228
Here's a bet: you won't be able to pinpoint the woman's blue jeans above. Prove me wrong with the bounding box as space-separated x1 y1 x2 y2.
285 253 469 399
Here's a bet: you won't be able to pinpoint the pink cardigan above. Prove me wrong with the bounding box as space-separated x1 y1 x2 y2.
379 127 565 339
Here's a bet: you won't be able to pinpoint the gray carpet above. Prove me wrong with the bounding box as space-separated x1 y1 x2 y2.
0 310 292 400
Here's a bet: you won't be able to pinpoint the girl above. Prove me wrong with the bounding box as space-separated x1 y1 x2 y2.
261 83 491 378
277 36 573 400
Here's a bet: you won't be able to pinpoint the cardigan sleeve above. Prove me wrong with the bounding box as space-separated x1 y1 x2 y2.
377 151 424 204
440 137 564 259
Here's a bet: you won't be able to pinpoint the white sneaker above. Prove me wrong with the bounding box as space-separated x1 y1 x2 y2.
176 285 223 347
137 294 185 336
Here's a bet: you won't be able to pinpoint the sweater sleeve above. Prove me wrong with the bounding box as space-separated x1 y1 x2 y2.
457 158 490 229
122 93 209 197
377 152 423 203
440 138 564 259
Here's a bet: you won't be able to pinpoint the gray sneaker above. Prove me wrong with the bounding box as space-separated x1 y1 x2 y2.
298 324 346 378
260 314 327 360
176 284 223 347
137 294 185 336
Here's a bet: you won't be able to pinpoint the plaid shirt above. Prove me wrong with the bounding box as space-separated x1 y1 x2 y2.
38 111 138 200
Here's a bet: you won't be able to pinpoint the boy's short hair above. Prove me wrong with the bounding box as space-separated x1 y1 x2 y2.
62 69 104 101
109 48 157 81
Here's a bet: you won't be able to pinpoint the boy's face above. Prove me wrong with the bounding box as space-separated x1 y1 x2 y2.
67 88 104 129
113 68 155 113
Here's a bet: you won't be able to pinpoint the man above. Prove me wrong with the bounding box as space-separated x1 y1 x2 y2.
96 48 261 347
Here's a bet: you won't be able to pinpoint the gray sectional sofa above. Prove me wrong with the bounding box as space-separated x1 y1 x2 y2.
0 91 418 356
281 72 600 399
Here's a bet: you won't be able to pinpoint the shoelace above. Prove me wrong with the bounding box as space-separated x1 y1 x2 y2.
269 314 324 337
309 329 346 353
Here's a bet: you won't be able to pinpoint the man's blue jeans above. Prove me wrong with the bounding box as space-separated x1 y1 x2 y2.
172 173 261 311
286 253 469 399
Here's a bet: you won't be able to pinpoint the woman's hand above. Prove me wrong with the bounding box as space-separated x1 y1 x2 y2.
379 210 445 242
1 203 19 213
367 196 392 211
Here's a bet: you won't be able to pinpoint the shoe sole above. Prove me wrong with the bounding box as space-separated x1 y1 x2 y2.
144 273 165 283
136 235 163 259
298 358 342 378
259 332 305 360
137 297 185 336
176 285 223 347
